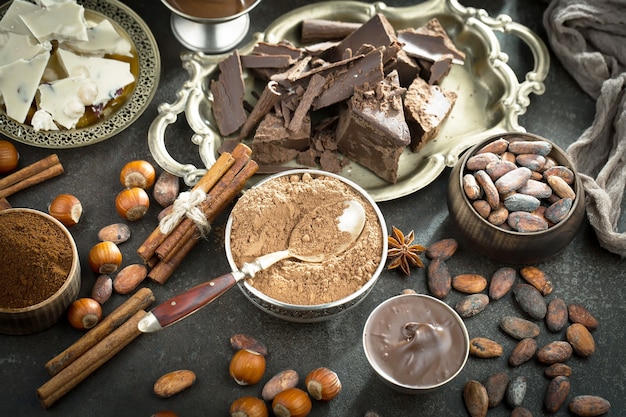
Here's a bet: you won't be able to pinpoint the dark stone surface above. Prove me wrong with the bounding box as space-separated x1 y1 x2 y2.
1 0 624 416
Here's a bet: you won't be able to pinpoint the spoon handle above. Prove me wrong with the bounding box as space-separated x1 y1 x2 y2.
138 271 246 333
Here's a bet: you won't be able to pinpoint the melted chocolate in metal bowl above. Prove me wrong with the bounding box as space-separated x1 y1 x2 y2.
363 294 468 390
165 0 255 19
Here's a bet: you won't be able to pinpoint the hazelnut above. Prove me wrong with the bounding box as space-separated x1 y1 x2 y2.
115 187 150 221
88 241 123 274
230 396 268 417
48 193 82 226
67 298 102 330
305 367 342 401
0 140 19 173
272 388 312 417
119 160 156 189
229 349 266 386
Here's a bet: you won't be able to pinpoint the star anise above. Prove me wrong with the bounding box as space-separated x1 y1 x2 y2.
387 226 426 275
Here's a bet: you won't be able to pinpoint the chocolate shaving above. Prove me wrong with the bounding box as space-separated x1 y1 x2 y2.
289 73 326 132
237 81 283 140
301 19 361 43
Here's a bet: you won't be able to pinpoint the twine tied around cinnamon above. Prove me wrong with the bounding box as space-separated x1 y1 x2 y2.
159 189 211 236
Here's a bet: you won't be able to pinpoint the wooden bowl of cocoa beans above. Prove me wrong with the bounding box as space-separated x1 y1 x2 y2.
447 132 585 264
0 208 81 335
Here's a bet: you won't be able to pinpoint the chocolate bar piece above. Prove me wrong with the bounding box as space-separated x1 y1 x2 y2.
210 50 247 136
336 70 410 183
404 76 457 152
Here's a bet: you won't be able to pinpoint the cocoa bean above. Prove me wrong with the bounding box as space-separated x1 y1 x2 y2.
547 175 576 200
494 167 531 194
504 193 541 212
543 165 575 185
568 303 599 331
466 152 500 171
153 369 196 398
546 298 568 332
472 200 491 218
113 264 148 295
511 407 533 417
427 258 451 299
544 363 572 378
452 274 488 294
545 198 573 224
568 395 611 416
544 375 570 413
500 316 540 340
566 323 595 357
230 334 268 356
477 138 509 155
506 375 527 408
486 160 517 181
425 238 458 260
455 294 489 318
519 266 553 296
508 211 549 232
536 341 573 364
91 274 113 305
517 178 553 199
262 369 299 401
153 170 180 207
502 151 517 164
469 337 503 358
516 153 546 171
513 284 547 320
463 173 482 200
97 223 131 244
509 338 538 367
487 204 509 226
475 170 500 209
489 267 517 300
484 372 509 408
463 380 489 417
508 140 552 156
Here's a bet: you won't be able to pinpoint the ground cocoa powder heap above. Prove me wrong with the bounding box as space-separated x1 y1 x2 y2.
0 211 73 309
229 172 383 305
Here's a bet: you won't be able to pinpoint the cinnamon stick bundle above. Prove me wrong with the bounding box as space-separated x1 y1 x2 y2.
136 151 235 262
0 154 64 199
139 143 258 284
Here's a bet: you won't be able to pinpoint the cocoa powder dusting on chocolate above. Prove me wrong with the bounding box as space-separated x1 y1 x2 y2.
0 212 73 309
229 173 383 305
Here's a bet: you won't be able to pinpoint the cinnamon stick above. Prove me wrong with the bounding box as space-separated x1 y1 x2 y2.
0 197 10 211
45 288 155 376
0 154 60 190
136 151 236 262
36 310 147 409
148 159 258 284
154 144 252 261
0 159 64 199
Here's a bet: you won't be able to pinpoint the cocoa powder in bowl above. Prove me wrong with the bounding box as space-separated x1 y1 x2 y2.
0 211 73 309
227 171 384 306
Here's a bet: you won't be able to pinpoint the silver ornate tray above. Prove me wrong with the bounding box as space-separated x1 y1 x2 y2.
0 0 161 148
148 0 549 201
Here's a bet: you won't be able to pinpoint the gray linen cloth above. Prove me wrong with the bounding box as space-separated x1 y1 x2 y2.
544 0 626 257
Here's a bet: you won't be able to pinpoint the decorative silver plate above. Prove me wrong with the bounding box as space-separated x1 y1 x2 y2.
0 0 161 148
148 0 549 201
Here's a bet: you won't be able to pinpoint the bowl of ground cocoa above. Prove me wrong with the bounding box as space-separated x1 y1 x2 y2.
447 132 585 264
363 293 470 394
0 208 80 335
225 169 387 322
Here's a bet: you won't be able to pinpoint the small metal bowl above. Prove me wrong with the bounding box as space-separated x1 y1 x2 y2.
363 293 470 394
0 209 80 335
225 169 387 322
447 132 586 264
